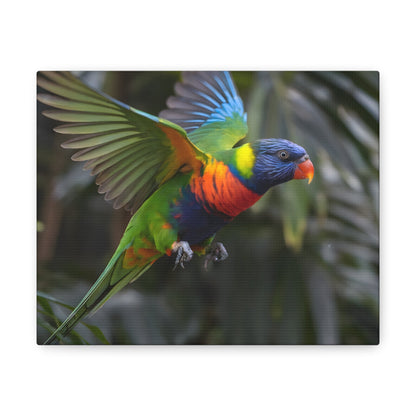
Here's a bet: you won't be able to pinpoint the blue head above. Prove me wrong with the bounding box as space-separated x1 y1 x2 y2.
250 138 314 194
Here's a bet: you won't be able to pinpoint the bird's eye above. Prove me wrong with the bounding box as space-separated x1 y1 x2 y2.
277 150 289 160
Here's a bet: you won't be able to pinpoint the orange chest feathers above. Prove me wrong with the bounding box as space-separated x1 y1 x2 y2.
189 160 261 218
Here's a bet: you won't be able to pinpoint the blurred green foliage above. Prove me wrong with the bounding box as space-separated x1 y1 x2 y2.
37 71 379 345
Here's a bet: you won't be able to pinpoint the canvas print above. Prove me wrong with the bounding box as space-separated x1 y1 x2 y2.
37 71 379 345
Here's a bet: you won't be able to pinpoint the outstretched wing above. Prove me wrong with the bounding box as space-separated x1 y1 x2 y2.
37 71 207 214
159 71 248 154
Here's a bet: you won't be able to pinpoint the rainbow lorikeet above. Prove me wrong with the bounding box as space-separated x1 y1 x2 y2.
38 71 314 344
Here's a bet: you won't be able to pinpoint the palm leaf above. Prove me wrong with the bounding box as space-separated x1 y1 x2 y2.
37 291 110 345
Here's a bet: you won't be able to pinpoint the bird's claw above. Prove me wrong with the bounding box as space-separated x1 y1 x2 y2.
172 241 193 270
204 242 228 270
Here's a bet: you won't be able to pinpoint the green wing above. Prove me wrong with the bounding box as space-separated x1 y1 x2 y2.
159 71 248 154
37 71 207 213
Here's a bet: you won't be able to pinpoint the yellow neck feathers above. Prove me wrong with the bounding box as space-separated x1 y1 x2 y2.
234 144 255 179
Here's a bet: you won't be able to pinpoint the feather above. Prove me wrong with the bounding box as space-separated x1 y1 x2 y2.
62 130 139 149
159 71 248 153
38 71 207 212
38 93 121 113
42 110 126 123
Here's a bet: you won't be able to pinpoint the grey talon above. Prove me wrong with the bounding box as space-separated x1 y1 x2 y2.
172 241 193 270
204 242 228 270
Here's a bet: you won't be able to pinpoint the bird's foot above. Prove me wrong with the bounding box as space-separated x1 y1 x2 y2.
204 242 228 270
172 241 193 270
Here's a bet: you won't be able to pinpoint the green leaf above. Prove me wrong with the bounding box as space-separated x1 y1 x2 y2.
280 180 310 252
37 291 110 345
82 323 111 345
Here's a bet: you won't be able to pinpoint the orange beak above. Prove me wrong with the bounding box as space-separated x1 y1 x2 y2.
294 157 314 184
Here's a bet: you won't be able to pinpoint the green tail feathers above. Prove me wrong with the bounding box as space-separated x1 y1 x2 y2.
44 251 153 345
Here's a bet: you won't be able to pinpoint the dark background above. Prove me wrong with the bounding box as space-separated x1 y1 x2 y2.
37 71 379 344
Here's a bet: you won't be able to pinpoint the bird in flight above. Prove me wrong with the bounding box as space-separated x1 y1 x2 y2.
37 71 314 344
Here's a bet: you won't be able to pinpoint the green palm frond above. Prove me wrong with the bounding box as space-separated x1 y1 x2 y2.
37 291 110 344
